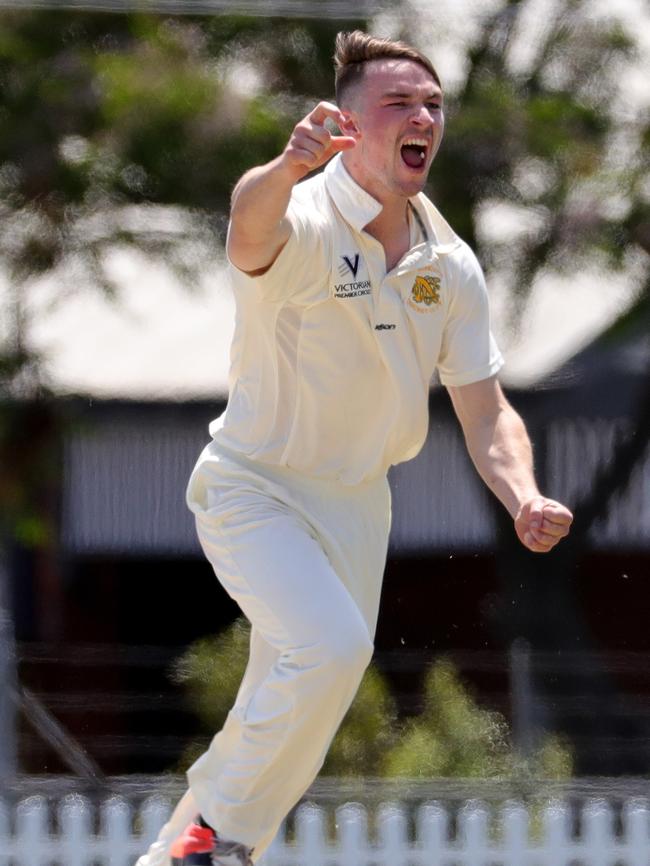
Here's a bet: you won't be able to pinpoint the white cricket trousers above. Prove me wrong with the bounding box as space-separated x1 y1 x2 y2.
135 441 391 866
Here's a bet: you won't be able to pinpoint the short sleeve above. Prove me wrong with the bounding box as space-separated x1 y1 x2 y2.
226 194 329 305
436 244 504 387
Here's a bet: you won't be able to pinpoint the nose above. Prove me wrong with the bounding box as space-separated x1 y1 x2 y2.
411 104 437 127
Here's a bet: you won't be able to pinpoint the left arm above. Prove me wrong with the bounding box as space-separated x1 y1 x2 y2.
447 375 573 553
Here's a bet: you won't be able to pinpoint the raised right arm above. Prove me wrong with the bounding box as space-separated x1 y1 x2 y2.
227 101 357 275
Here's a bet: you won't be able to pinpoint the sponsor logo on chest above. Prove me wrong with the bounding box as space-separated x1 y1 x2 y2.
334 252 372 299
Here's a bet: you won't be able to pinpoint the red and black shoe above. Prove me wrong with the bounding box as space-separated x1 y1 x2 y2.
170 817 253 866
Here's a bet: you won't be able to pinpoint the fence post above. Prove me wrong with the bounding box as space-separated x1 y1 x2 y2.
102 796 134 866
501 801 529 866
541 800 572 866
622 798 650 866
581 799 615 866
0 556 17 781
294 803 328 866
457 800 490 866
0 796 11 866
15 796 50 866
59 794 92 866
337 802 368 866
4 790 650 865
416 801 447 866
139 796 171 851
377 803 408 866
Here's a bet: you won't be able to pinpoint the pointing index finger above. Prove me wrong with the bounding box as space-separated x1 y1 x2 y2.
309 101 347 129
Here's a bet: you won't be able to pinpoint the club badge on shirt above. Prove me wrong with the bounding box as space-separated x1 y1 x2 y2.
407 274 441 313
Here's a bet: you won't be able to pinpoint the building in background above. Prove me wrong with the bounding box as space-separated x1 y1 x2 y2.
6 279 650 778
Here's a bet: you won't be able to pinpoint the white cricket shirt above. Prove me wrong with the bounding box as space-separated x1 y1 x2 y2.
210 154 504 484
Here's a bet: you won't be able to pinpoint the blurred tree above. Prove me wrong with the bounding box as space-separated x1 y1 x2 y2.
1 2 644 383
1 1 646 517
170 616 250 739
383 658 571 780
0 7 368 530
393 0 649 772
0 6 367 774
401 0 649 324
170 618 399 776
0 1 648 773
320 665 398 776
172 618 572 780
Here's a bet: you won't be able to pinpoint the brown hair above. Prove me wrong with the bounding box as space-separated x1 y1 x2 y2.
334 30 441 105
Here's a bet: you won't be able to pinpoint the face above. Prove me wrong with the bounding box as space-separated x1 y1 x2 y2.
341 58 444 201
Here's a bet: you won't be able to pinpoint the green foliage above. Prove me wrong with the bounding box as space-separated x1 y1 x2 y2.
396 0 648 308
171 618 398 774
322 664 398 777
384 660 512 778
174 619 572 782
0 398 62 546
0 1 647 554
530 733 573 779
383 659 572 780
0 10 367 546
0 11 361 250
0 12 365 393
171 616 251 733
0 2 645 360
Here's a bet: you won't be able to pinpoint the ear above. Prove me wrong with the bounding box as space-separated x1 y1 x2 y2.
339 111 361 138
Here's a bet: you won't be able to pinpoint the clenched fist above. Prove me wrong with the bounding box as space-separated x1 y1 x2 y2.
515 497 573 553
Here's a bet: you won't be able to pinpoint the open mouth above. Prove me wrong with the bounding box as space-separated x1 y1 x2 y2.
400 137 428 170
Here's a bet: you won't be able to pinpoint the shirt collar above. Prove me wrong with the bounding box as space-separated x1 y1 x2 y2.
324 153 461 255
324 153 382 231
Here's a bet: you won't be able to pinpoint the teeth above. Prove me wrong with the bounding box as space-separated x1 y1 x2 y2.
402 137 429 147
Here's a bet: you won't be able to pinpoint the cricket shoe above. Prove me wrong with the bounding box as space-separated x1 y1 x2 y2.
170 817 253 866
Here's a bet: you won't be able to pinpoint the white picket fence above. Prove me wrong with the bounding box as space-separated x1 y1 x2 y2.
1 793 650 865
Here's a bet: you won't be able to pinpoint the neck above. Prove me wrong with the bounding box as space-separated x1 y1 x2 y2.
342 155 406 217
365 197 408 236
341 155 414 271
365 200 410 272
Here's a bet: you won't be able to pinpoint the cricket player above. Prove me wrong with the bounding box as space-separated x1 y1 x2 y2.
136 30 573 866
